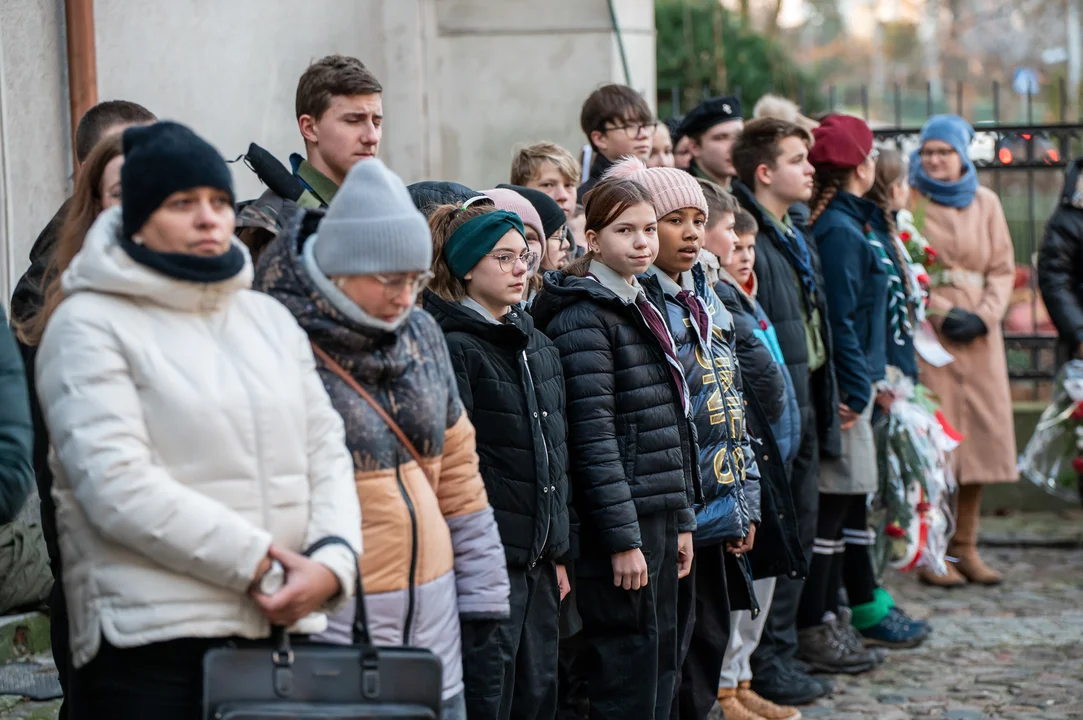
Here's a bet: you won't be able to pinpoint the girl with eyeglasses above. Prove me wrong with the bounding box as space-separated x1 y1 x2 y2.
423 202 573 720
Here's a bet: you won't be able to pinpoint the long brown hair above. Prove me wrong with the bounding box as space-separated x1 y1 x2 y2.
427 203 497 301
867 149 914 297
563 176 653 277
16 134 124 346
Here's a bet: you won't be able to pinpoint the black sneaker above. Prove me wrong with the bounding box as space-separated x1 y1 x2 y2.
749 660 828 706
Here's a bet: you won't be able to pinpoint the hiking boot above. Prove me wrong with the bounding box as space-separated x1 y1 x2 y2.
749 662 826 706
860 608 930 649
717 687 768 720
835 609 887 665
797 619 879 675
737 682 802 720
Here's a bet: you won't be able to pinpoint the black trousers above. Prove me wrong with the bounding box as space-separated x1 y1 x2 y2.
462 562 561 720
577 511 680 720
672 544 731 720
49 564 71 719
797 493 866 628
73 637 218 720
751 405 820 675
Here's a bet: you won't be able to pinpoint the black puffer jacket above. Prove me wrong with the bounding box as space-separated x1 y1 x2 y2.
531 270 698 557
1038 156 1083 360
712 282 787 426
731 181 842 458
423 292 573 569
712 282 806 581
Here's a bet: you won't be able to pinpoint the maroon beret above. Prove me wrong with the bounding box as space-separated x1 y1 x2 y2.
808 114 874 169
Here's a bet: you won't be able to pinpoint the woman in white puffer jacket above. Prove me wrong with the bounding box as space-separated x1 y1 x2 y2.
35 121 362 719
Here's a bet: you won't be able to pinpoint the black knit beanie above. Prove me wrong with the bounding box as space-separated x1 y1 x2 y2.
497 184 566 239
121 121 235 239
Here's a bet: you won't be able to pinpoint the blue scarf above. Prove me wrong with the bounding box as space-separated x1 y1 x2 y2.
908 114 979 209
908 156 979 209
765 211 819 314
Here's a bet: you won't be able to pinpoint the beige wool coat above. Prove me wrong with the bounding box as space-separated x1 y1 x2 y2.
917 186 1019 485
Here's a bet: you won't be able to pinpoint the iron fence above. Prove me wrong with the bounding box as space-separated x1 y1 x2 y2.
661 81 1083 388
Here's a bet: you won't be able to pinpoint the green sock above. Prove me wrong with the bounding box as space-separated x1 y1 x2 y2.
850 587 893 630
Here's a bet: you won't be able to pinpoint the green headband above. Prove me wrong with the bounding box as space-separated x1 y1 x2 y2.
445 210 526 280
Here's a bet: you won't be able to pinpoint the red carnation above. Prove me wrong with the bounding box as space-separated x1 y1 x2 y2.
916 501 932 514
884 524 907 539
759 320 769 331
925 247 939 261
916 271 930 286
1070 401 1083 421
899 231 912 242
1072 457 1083 475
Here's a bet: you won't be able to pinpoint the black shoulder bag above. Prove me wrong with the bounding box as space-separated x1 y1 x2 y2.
202 536 443 718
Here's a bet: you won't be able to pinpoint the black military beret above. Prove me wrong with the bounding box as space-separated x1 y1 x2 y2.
678 96 742 139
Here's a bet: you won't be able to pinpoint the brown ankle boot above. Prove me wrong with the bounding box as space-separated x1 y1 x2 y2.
950 485 1002 585
718 687 768 720
917 561 967 587
738 682 802 719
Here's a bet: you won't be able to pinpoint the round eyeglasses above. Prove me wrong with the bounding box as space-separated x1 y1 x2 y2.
487 251 540 273
369 270 434 299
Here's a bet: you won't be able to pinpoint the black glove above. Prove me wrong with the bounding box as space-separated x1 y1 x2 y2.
941 307 988 342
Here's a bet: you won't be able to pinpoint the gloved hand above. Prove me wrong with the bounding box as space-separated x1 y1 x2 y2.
941 307 988 342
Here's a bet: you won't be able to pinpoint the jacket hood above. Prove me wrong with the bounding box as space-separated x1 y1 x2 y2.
1060 155 1083 207
530 269 628 331
254 208 422 382
422 290 531 350
62 206 253 312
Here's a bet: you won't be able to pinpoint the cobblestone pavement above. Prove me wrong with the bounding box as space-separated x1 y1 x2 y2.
2 519 1081 719
797 543 1083 720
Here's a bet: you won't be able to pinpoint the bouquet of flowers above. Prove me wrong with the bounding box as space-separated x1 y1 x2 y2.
895 209 941 321
1019 360 1083 503
871 368 961 578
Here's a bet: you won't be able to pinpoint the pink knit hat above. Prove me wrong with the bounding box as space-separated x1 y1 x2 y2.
482 188 545 241
604 156 709 220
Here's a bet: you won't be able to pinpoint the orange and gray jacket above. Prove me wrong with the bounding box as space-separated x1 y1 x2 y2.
256 212 511 700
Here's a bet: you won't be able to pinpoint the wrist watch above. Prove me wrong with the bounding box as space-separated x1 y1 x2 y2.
258 559 285 595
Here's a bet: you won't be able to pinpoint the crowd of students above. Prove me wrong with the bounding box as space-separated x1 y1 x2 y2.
2 53 1021 720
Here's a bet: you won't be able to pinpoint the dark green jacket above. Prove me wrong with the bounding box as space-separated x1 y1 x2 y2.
0 310 34 523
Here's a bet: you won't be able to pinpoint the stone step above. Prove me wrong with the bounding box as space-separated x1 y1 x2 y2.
0 614 50 667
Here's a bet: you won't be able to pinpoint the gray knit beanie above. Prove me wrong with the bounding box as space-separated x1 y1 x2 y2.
314 159 433 275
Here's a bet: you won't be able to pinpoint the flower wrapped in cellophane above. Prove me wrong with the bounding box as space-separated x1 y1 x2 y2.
871 367 960 579
1019 359 1083 503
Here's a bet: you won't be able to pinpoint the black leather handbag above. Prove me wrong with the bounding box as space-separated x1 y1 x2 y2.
202 536 444 719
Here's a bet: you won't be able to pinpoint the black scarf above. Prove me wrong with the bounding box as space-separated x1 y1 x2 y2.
121 237 246 283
